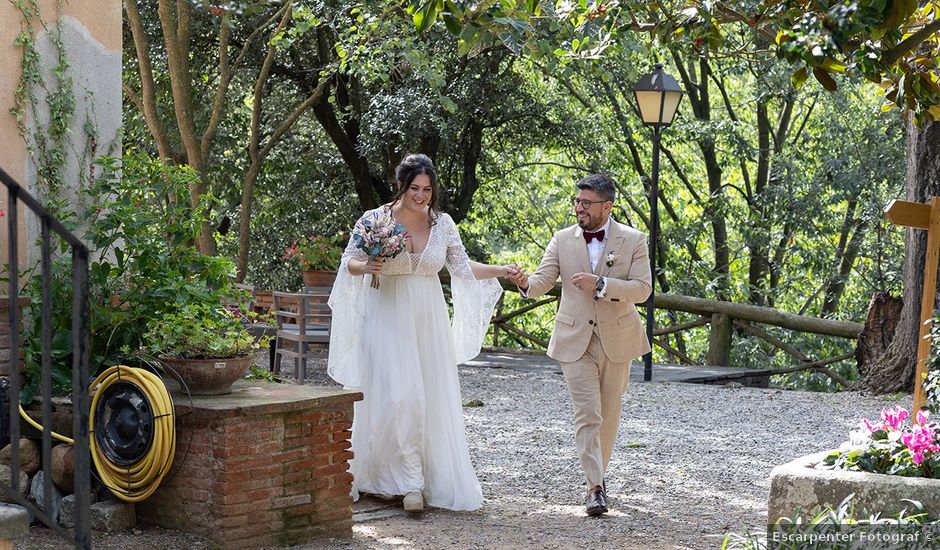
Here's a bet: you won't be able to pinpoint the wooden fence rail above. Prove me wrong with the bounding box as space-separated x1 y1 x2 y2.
454 276 864 385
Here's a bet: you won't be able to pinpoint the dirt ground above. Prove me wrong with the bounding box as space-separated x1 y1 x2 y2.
17 355 901 549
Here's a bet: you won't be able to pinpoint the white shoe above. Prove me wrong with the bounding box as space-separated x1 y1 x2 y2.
403 491 424 512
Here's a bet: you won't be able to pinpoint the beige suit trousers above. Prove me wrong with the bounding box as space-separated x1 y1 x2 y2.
559 331 631 489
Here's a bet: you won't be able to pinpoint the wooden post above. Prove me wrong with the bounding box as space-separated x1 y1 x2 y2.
885 198 940 415
706 313 732 367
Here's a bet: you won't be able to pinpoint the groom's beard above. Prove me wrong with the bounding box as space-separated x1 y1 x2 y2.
577 212 604 231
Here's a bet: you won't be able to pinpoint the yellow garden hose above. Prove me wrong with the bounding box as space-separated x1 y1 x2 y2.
19 403 74 443
18 365 176 502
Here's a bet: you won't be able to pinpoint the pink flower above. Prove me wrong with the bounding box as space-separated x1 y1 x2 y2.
881 406 910 431
862 418 885 433
917 409 930 426
900 424 940 465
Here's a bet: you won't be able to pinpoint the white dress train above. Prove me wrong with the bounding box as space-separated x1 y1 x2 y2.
327 208 502 510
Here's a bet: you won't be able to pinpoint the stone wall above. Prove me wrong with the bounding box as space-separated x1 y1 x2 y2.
136 380 361 549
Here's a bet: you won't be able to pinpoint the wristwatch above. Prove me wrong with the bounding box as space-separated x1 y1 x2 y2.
594 276 606 293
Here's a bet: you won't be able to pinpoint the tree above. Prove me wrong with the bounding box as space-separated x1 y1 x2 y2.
124 0 327 274
412 0 940 390
858 121 940 393
407 1 940 121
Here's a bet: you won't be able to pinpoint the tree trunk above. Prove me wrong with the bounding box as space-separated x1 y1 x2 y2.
855 292 903 377
859 120 940 394
673 53 730 300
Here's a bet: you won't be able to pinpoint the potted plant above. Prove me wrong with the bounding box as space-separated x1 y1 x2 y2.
145 301 269 395
283 233 345 287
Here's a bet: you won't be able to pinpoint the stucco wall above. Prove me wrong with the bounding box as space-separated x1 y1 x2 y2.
0 0 121 273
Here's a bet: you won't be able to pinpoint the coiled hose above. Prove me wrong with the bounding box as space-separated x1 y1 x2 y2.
19 365 176 502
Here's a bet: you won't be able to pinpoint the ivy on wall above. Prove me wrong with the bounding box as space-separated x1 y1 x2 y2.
9 0 100 223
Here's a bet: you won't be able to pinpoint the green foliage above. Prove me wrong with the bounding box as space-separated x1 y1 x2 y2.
926 370 940 416
722 494 939 549
772 0 940 125
121 1 910 393
412 1 940 125
144 302 258 360
245 365 279 383
925 318 940 414
20 153 241 399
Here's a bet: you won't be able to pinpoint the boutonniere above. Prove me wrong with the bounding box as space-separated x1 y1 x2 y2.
605 252 617 267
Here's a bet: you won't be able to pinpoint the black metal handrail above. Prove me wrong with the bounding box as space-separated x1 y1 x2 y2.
0 166 90 549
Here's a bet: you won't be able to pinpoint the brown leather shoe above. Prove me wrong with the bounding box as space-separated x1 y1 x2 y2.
585 486 608 517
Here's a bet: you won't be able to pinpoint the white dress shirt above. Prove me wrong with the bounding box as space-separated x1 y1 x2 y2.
585 219 611 271
585 219 610 299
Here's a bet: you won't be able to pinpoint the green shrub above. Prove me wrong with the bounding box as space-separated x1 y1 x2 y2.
20 153 240 399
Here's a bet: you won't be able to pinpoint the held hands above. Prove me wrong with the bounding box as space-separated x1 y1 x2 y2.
505 264 529 290
499 264 519 279
571 272 600 293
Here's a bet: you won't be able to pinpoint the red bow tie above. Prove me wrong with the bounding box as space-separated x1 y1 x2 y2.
583 229 605 243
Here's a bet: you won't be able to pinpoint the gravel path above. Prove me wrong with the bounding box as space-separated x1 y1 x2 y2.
22 353 908 549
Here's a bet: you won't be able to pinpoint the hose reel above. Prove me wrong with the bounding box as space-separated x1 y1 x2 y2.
19 365 176 503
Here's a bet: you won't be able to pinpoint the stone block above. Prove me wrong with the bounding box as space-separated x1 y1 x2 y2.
0 438 41 475
768 451 940 522
91 499 136 532
51 443 74 494
0 464 29 503
29 471 63 523
58 491 98 529
0 503 28 539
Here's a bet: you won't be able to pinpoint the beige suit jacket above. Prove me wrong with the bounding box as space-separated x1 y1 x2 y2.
525 219 653 363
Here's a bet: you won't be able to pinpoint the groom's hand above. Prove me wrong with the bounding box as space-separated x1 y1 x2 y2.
571 272 599 293
509 265 529 290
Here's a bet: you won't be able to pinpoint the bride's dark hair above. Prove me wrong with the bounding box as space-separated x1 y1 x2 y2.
388 153 440 228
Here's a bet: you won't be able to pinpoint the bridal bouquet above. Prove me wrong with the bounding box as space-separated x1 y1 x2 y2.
352 211 408 288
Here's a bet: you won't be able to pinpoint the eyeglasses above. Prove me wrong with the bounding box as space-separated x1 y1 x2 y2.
570 197 610 209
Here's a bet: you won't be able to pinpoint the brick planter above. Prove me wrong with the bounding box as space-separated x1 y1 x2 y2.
768 451 940 522
136 380 362 548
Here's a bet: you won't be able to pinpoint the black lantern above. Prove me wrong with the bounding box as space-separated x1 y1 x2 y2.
632 63 684 127
632 63 684 382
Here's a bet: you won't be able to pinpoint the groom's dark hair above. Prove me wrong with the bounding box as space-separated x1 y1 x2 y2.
576 174 616 203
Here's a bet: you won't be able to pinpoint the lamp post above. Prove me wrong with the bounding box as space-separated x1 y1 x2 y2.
632 63 684 382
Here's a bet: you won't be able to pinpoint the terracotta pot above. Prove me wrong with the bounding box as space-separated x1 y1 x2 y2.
159 355 254 396
302 270 337 287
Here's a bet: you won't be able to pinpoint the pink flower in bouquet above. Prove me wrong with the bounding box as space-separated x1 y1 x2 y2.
352 211 408 288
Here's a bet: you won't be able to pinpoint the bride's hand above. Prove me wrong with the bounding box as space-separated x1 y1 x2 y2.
365 257 385 274
499 264 519 280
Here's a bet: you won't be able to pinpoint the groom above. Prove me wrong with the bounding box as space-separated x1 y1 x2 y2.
510 174 652 517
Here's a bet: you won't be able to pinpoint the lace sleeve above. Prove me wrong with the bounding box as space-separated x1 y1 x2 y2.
326 211 373 388
442 214 503 364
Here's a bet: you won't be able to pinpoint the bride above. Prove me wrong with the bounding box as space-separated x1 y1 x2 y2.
327 153 515 512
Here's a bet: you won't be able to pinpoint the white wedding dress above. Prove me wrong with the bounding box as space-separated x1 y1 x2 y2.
327 208 502 510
